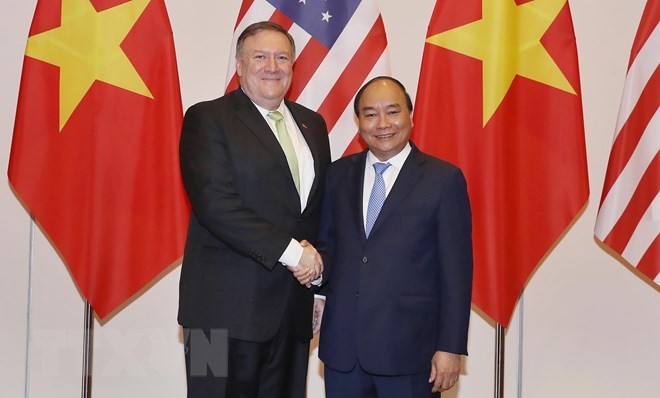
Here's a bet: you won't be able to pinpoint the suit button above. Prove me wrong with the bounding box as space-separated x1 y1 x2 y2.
356 292 359 297
362 257 368 263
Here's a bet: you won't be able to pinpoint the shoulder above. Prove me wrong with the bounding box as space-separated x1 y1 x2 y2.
182 91 256 131
408 146 468 189
328 151 364 177
411 146 461 173
184 90 245 115
285 99 317 116
331 151 362 167
286 100 325 125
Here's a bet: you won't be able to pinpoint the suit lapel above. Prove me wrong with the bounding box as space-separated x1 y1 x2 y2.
349 151 369 241
368 147 425 238
232 90 300 205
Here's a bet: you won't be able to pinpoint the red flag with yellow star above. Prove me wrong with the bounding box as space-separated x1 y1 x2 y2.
412 0 589 327
8 0 190 319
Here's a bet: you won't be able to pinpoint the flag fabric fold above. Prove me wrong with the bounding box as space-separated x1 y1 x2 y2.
226 0 391 160
595 0 659 286
8 0 190 319
412 0 589 327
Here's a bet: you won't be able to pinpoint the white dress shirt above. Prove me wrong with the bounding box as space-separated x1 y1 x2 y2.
362 143 412 229
252 100 315 267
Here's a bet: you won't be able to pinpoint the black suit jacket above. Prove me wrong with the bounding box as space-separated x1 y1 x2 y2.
177 89 330 342
318 145 473 375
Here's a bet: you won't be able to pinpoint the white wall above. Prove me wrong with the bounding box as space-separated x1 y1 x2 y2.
2 0 658 397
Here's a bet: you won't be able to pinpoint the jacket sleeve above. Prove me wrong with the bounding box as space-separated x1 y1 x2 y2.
435 167 473 355
315 170 336 292
179 102 291 269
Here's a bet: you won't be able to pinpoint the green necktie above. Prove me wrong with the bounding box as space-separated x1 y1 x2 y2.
267 110 301 193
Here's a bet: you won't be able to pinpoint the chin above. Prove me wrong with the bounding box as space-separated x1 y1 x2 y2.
262 90 285 99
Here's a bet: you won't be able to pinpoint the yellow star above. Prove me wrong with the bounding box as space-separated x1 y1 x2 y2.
427 0 576 126
25 0 153 131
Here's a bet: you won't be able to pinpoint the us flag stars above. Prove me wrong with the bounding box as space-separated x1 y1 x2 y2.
297 0 332 23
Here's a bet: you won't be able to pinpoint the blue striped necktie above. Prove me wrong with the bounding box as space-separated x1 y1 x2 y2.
365 162 391 238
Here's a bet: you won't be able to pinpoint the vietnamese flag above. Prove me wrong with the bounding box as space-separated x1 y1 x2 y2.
7 0 190 319
412 0 589 327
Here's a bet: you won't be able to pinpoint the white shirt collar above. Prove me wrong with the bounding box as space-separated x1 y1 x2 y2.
366 142 412 170
252 99 287 118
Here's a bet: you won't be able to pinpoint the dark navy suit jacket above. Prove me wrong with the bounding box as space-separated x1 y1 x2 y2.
318 144 473 375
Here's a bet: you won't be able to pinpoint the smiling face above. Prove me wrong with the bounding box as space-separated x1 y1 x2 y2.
357 79 413 161
236 29 294 110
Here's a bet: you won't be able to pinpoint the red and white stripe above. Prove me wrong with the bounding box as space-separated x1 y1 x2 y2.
225 0 390 160
595 1 659 285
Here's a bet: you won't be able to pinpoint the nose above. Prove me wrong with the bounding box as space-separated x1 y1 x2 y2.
376 114 390 129
264 56 278 72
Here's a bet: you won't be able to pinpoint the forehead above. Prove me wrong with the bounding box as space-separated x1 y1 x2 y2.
359 81 407 108
242 30 293 53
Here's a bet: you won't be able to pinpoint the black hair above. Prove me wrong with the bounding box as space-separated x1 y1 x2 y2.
353 76 413 116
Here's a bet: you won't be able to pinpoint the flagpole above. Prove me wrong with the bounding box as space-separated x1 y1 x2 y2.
516 294 524 398
494 323 504 398
24 220 35 398
81 301 94 398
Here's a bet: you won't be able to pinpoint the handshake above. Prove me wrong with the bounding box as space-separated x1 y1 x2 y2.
288 240 323 288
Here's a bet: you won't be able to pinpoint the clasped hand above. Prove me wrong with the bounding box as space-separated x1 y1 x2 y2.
288 240 323 288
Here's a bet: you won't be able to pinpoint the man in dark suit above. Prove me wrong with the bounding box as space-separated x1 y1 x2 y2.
178 21 331 398
314 76 473 397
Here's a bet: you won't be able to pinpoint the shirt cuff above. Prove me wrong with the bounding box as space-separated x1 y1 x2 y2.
279 239 303 267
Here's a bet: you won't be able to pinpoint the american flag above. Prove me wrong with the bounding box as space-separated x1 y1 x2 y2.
225 0 390 159
595 0 659 286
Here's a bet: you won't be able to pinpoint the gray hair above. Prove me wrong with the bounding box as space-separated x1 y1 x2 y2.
236 21 296 58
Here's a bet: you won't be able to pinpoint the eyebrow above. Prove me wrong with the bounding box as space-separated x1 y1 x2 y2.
360 103 401 111
249 48 292 55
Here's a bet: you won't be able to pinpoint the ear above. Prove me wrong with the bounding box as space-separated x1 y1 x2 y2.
235 58 244 77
